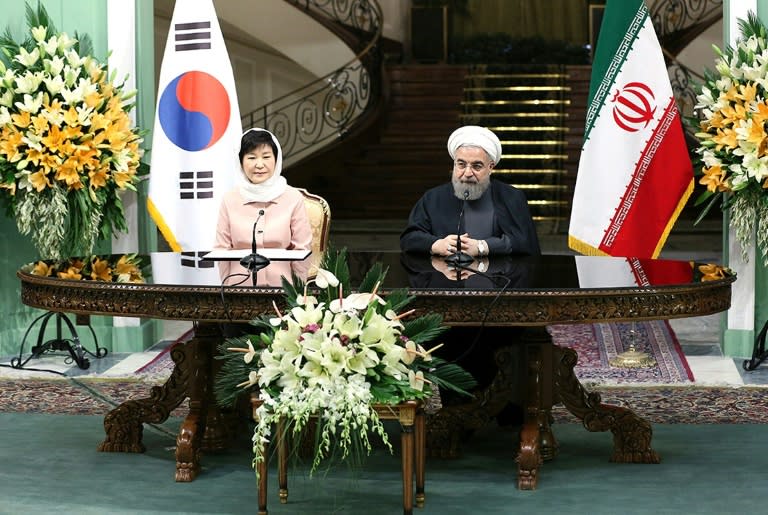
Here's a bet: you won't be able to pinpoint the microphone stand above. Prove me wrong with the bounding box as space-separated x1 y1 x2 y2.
445 190 474 266
240 209 271 284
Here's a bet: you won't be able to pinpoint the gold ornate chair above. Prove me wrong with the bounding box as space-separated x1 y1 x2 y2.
297 188 331 269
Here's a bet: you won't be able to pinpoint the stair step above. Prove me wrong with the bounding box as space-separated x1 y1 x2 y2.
510 184 569 191
461 99 570 106
460 112 568 119
494 168 568 175
501 153 568 160
465 73 568 80
500 140 568 146
464 86 570 93
490 126 569 132
389 83 465 95
391 97 464 108
388 65 467 82
525 200 569 206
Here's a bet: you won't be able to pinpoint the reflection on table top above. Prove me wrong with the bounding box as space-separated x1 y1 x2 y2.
17 251 734 325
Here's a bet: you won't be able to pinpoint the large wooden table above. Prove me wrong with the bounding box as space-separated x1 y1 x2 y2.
18 251 734 488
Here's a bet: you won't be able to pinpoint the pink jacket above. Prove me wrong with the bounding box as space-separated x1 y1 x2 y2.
214 186 312 252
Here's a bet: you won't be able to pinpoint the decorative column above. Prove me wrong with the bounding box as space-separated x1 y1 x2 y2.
107 0 160 351
722 0 768 358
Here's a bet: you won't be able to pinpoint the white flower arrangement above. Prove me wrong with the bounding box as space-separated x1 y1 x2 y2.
214 248 476 477
0 4 145 259
693 12 768 266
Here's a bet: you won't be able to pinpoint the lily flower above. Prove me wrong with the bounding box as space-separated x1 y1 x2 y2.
14 47 40 67
31 26 47 43
41 36 59 56
44 56 65 76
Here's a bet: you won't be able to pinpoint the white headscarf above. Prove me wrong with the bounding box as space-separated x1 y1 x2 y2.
238 128 288 203
447 125 502 164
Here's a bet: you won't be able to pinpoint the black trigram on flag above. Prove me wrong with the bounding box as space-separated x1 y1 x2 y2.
179 170 213 199
174 21 211 52
180 251 214 268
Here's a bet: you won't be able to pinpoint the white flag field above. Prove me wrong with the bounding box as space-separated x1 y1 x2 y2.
568 0 693 259
147 0 242 252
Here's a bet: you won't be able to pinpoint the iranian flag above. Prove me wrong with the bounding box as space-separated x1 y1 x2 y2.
568 0 693 258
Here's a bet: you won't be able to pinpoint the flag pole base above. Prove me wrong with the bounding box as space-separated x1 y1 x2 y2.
609 344 656 369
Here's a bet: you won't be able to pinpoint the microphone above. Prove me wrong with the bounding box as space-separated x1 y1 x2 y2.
445 190 474 266
240 209 271 276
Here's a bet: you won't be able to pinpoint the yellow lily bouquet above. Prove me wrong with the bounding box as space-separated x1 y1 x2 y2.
693 12 768 266
0 4 144 259
23 253 146 283
214 248 476 477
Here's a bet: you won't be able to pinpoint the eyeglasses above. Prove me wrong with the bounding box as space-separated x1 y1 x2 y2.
454 160 488 172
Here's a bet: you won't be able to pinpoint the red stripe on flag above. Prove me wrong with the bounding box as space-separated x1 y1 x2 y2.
599 100 692 257
628 257 693 286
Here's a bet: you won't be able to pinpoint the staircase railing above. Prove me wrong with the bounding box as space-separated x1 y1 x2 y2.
648 0 722 38
648 0 722 120
240 0 383 166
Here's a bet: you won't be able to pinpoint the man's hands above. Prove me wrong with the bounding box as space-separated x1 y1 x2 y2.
431 233 486 257
430 257 476 281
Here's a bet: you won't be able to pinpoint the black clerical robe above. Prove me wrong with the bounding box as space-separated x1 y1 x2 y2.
399 180 540 255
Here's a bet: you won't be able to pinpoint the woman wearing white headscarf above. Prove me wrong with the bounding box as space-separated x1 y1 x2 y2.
214 128 311 255
400 125 540 257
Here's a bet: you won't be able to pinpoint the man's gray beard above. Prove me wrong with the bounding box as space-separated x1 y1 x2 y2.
452 175 490 200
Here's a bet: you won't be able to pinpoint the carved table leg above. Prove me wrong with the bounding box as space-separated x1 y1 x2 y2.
425 344 520 458
516 330 550 490
553 345 660 464
98 338 192 453
175 322 222 481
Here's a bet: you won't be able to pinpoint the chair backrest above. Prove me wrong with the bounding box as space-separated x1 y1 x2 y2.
297 188 331 259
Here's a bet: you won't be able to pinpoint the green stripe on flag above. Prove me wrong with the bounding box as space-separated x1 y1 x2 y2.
584 0 647 139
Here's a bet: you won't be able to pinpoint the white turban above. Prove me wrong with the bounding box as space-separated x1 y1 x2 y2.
447 125 502 165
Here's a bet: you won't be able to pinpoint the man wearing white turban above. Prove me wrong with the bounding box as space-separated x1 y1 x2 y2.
400 125 540 258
